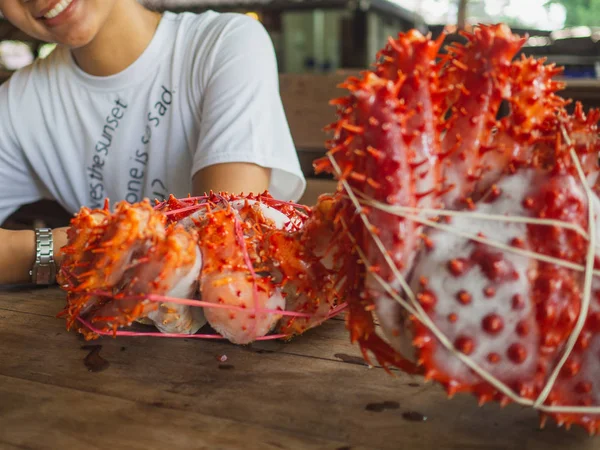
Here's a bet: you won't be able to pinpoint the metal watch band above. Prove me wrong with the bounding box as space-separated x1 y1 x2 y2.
29 228 56 285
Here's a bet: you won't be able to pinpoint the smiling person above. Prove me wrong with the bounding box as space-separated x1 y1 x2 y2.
0 0 306 285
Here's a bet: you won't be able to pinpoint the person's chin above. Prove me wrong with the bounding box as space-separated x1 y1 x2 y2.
50 24 99 49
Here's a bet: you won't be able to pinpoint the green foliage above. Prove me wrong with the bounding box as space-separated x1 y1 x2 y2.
547 0 600 27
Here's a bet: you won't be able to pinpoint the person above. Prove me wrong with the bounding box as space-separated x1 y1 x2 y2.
0 0 306 285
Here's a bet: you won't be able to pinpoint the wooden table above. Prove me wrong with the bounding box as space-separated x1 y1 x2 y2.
0 287 598 450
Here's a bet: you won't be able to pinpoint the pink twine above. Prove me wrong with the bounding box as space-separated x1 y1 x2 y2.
164 204 205 217
75 300 346 342
153 195 209 210
76 316 288 340
88 290 314 318
327 302 348 318
154 194 311 216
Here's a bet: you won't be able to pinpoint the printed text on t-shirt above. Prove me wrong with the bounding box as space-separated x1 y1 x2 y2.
88 98 128 208
125 85 172 203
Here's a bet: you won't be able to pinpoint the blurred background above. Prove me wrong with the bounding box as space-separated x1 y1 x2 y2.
2 1 600 76
2 0 600 223
2 1 600 157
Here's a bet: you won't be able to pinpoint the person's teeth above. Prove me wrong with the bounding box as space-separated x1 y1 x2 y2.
44 0 74 19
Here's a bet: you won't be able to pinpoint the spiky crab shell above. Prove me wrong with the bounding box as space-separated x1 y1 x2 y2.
407 171 581 387
156 191 310 233
120 225 206 335
191 204 285 343
316 23 600 434
60 191 342 344
58 200 205 338
160 191 342 341
58 200 167 330
404 168 600 432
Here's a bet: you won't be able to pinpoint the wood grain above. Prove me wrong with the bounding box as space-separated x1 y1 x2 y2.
0 287 598 449
0 287 358 364
0 375 359 450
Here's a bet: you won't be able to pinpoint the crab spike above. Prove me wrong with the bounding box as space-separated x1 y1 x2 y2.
446 382 460 399
424 369 437 382
477 393 493 407
585 422 598 436
499 395 511 408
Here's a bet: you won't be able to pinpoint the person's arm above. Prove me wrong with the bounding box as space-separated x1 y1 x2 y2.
0 227 68 285
0 77 68 285
189 15 305 202
0 228 35 284
192 162 271 197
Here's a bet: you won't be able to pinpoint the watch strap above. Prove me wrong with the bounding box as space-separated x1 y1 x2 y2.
29 228 56 285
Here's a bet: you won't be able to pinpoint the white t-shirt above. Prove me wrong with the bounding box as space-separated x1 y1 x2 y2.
0 10 306 224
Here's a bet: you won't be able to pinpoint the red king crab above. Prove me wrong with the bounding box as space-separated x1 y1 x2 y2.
313 24 600 434
57 192 343 345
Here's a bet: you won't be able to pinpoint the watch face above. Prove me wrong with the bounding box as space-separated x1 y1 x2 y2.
33 265 54 285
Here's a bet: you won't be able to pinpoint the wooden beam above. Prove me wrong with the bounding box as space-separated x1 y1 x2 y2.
457 0 468 30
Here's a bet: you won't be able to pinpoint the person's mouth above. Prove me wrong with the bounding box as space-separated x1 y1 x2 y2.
36 0 75 20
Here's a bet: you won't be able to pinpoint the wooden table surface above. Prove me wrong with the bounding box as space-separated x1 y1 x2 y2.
0 286 598 450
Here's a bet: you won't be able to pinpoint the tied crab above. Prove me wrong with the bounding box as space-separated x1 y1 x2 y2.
57 192 343 345
314 24 600 434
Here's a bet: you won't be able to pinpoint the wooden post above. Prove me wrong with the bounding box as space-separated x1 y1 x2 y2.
457 0 468 30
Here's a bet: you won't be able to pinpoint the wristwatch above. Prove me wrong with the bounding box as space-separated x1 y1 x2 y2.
29 228 56 285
